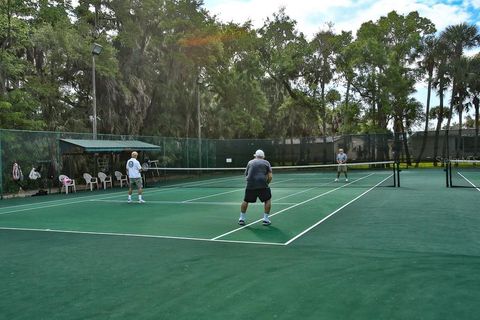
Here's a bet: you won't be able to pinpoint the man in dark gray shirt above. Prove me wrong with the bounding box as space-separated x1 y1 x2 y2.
239 149 273 226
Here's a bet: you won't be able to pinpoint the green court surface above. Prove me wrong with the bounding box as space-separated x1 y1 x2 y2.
1 168 479 320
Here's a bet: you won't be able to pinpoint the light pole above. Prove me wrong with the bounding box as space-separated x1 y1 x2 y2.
197 75 203 168
91 43 103 140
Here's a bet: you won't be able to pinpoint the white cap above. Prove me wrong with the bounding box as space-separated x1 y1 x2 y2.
254 149 265 158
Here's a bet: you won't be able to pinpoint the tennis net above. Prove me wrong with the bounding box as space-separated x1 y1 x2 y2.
447 160 480 189
142 161 399 189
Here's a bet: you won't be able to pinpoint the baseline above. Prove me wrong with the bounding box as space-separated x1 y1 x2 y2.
0 226 286 246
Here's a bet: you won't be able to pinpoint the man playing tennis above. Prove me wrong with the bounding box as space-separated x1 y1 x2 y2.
239 149 273 226
335 148 348 182
126 151 145 203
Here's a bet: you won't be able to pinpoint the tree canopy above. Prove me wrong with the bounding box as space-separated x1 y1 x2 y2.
1 0 479 140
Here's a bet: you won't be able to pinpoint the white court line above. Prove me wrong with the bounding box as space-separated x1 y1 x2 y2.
0 194 125 215
276 187 318 201
458 172 480 192
0 174 249 215
0 227 285 246
0 184 186 211
0 187 183 215
0 175 290 215
168 175 244 188
284 175 393 245
0 176 293 215
92 199 298 205
182 189 242 203
0 173 392 247
0 190 125 210
275 180 337 201
180 178 294 203
211 173 376 240
0 173 245 212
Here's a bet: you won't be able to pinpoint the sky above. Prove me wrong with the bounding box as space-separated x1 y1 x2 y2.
202 0 480 128
202 0 480 41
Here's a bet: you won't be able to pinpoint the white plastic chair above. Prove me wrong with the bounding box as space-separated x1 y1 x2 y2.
97 172 113 189
59 174 76 194
114 171 128 188
83 173 99 191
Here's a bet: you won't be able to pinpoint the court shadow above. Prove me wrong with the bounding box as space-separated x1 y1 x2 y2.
243 223 290 243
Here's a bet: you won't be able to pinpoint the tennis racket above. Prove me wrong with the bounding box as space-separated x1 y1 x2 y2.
141 162 150 172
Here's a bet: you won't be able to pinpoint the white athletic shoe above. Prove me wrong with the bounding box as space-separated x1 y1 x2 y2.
127 199 132 203
335 178 339 182
262 219 271 226
138 199 145 203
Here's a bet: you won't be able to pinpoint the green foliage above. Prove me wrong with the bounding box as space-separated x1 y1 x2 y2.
0 90 45 129
0 2 479 142
351 10 436 135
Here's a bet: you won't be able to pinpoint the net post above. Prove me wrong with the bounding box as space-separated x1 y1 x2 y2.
448 159 453 187
0 129 3 199
392 161 396 187
396 161 400 187
445 159 449 187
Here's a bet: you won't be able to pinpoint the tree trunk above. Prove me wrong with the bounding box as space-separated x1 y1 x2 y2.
415 73 432 167
345 80 350 109
456 105 463 159
443 80 456 160
433 84 445 166
5 0 11 50
474 96 479 158
321 82 327 163
402 126 412 166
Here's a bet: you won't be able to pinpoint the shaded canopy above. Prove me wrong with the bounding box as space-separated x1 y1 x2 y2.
60 139 161 154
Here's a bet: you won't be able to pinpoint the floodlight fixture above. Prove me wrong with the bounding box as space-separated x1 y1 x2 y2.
92 43 103 56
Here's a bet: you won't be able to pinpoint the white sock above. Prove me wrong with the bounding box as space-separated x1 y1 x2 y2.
263 213 269 220
128 195 132 200
139 195 143 200
239 213 246 220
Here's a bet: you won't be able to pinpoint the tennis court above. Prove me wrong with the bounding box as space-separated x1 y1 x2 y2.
1 165 480 319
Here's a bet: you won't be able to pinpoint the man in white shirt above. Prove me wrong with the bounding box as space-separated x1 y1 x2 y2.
126 151 145 203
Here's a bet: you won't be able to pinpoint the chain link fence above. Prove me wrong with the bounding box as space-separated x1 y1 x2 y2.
1 128 479 197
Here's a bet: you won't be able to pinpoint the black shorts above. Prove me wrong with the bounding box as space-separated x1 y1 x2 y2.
244 188 272 203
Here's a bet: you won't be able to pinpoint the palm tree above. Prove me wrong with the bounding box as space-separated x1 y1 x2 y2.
430 106 451 163
439 23 480 159
395 98 422 166
431 40 450 165
474 96 480 158
415 35 438 166
467 54 480 158
451 57 471 158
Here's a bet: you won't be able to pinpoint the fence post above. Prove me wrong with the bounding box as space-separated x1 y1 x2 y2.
0 130 3 199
